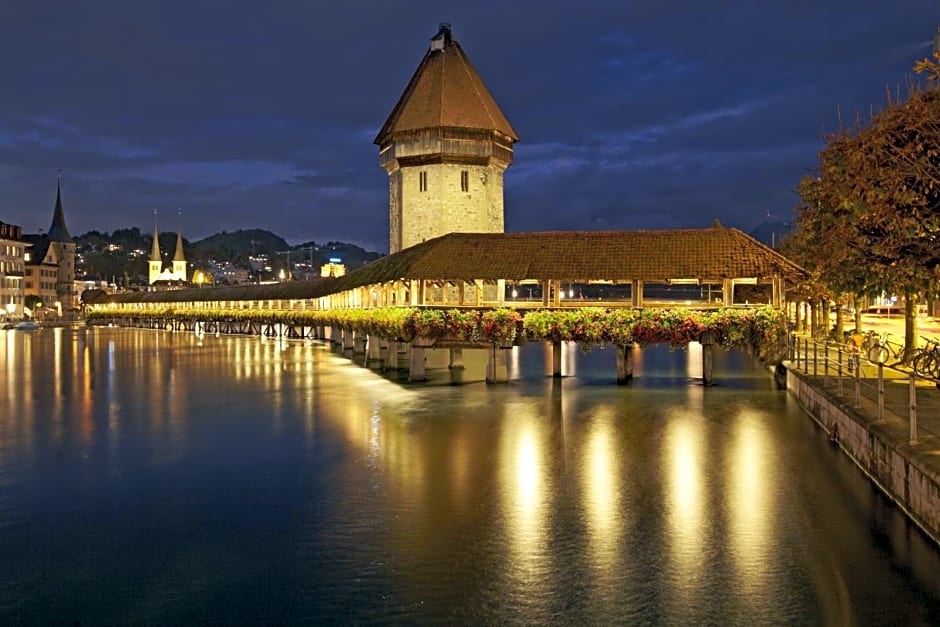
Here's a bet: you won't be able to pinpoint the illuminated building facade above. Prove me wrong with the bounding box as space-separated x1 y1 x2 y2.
23 177 76 314
148 213 189 285
0 221 26 320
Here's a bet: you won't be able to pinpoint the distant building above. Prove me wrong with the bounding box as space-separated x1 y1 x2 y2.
211 262 250 285
148 213 189 286
376 23 518 253
320 258 346 278
75 278 117 308
24 176 77 314
0 221 26 320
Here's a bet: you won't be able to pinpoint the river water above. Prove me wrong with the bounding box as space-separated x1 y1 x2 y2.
1 325 939 625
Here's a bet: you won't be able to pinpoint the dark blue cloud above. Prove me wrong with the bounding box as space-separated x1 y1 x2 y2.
0 0 935 252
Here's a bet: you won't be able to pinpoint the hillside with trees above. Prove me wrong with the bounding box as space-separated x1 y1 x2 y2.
74 227 382 287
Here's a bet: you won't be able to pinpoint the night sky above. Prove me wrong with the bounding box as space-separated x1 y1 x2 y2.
0 1 935 253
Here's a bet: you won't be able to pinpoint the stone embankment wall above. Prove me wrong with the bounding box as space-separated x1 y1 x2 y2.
786 368 940 546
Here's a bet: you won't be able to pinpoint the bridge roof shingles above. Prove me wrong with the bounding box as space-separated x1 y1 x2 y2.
355 229 806 283
108 228 806 305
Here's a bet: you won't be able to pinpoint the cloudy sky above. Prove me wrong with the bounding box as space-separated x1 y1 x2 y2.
0 1 935 252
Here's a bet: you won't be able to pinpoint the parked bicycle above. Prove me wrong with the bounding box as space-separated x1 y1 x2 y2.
858 330 880 354
866 332 905 365
912 336 940 378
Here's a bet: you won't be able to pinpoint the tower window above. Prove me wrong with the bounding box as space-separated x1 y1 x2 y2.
419 171 428 192
460 171 469 192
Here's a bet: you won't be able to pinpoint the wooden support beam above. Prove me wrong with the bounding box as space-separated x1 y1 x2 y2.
616 344 634 384
486 346 509 383
449 348 464 369
552 340 562 377
409 346 427 382
367 335 382 362
353 332 367 355
701 330 716 386
384 340 399 370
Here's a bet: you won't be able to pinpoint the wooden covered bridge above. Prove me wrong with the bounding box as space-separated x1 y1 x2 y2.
90 227 808 384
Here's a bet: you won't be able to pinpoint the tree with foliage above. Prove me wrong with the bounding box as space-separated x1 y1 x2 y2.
790 61 940 359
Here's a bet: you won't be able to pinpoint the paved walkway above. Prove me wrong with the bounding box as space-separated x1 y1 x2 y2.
787 342 940 482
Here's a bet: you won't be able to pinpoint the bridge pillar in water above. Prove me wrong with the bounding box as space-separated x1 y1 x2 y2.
354 333 367 355
486 346 509 383
399 342 410 363
449 348 464 369
385 340 399 370
342 329 355 351
367 335 382 363
616 344 634 384
552 341 562 377
409 346 427 382
701 331 716 386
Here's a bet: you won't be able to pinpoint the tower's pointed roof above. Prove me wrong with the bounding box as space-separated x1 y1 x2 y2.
150 212 162 263
173 230 186 262
48 175 72 242
375 23 518 146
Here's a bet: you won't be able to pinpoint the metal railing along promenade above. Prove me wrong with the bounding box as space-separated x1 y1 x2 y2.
788 333 940 445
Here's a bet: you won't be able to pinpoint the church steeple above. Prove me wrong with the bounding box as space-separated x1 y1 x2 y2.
45 170 76 306
148 209 163 285
173 211 186 263
150 210 161 263
48 171 72 242
172 210 187 281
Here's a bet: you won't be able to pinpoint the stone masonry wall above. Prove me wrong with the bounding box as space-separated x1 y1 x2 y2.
393 162 505 252
787 369 940 545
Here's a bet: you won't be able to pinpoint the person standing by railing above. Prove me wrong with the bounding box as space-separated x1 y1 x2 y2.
843 328 863 372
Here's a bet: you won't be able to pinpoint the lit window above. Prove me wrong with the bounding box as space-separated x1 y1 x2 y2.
460 170 469 192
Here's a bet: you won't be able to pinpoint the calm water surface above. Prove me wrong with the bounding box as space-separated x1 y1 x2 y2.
1 326 939 625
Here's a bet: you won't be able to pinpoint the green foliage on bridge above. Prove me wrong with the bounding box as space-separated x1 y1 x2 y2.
87 306 785 357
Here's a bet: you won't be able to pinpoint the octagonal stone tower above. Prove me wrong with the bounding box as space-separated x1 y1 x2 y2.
376 23 519 254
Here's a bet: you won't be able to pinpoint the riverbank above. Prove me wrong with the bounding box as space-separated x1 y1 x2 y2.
784 362 940 546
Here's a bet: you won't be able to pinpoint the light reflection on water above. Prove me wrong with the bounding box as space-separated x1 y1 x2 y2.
0 326 939 625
